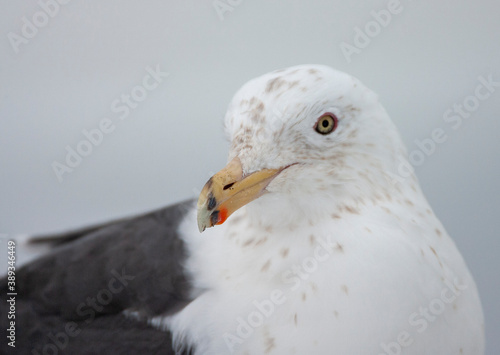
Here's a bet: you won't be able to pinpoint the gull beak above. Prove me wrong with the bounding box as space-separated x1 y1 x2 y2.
197 157 283 232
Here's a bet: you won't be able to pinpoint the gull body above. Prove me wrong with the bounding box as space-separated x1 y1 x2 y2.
3 65 483 355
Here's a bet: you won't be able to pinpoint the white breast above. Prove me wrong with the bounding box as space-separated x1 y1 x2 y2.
151 199 484 355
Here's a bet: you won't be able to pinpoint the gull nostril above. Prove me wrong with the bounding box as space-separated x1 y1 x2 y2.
223 182 235 190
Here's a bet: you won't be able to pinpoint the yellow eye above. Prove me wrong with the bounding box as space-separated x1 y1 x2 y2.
315 114 338 135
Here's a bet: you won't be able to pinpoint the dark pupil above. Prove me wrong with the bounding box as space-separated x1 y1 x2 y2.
322 119 330 128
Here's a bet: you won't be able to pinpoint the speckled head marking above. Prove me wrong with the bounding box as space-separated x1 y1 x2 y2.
221 64 408 226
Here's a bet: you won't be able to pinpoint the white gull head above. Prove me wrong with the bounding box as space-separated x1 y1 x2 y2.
222 64 407 228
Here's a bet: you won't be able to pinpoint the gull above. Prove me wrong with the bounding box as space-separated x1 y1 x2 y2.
1 65 484 355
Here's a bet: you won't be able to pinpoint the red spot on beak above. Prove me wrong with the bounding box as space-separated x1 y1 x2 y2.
216 207 229 225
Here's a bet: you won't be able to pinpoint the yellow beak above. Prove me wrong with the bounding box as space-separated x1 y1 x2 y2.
197 157 283 232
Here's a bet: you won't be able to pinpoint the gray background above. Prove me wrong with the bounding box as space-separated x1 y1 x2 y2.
1 1 498 353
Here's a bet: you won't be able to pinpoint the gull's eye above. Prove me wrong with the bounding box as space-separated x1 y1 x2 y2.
315 113 338 135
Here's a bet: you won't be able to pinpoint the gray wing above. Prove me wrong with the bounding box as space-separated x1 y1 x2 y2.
0 199 196 355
